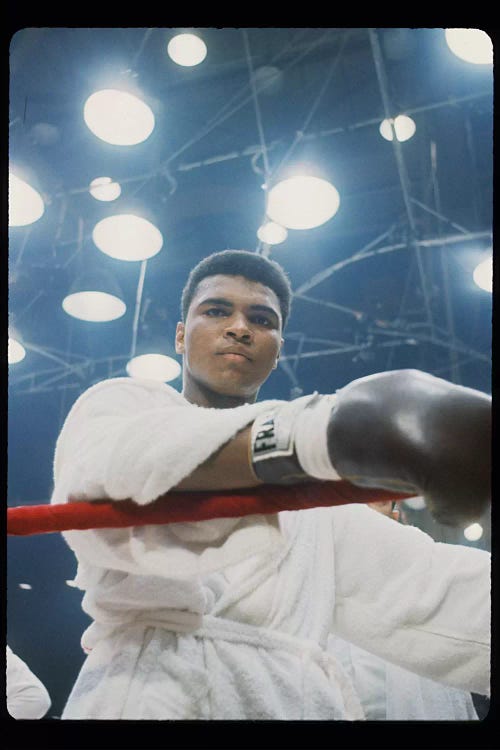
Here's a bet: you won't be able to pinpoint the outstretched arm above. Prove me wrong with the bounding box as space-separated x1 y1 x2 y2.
179 369 490 525
52 369 490 526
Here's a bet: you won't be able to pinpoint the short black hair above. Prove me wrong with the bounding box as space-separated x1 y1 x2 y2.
181 249 292 328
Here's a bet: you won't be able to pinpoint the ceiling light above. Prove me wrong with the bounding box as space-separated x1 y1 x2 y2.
92 214 163 261
266 175 340 230
126 353 181 382
403 496 426 510
379 115 416 142
83 89 155 145
89 176 121 201
63 291 126 322
8 172 45 226
8 337 26 364
445 29 493 65
257 221 288 245
167 33 207 66
62 270 126 322
473 256 493 293
253 66 283 95
463 522 483 541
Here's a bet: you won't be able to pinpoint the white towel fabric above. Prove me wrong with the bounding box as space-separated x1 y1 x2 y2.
51 377 490 719
329 636 479 720
7 646 52 719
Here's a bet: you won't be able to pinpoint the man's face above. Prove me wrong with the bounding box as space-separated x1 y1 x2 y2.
176 274 284 405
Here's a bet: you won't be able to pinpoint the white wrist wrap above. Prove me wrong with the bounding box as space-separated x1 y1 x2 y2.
251 393 341 484
294 393 341 480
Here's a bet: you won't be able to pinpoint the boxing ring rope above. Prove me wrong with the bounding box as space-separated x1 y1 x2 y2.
7 482 413 536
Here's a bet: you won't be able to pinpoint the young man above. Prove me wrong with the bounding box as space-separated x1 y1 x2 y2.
51 250 491 720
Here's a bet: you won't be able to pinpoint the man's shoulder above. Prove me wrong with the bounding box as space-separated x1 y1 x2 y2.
66 376 185 416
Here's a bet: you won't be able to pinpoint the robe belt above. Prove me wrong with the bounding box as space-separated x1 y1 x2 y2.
86 612 365 719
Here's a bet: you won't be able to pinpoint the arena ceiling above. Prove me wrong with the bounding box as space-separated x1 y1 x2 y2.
7 27 494 719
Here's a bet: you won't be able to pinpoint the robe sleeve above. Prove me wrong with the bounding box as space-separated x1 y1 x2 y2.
330 503 490 696
7 647 52 719
50 377 285 579
52 376 277 506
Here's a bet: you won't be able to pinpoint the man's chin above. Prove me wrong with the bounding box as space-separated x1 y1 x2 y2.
203 377 260 404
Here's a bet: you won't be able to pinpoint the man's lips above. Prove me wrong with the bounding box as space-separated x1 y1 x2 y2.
216 349 252 361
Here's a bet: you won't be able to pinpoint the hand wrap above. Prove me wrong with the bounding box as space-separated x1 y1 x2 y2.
251 393 342 484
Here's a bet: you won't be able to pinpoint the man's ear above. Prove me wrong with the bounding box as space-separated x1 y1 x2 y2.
273 337 284 369
175 322 185 354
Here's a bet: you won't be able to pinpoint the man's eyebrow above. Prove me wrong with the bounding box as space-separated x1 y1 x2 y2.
197 297 280 321
197 297 233 308
248 304 280 322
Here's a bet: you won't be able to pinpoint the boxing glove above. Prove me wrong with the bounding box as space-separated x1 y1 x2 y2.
251 369 491 526
326 369 491 526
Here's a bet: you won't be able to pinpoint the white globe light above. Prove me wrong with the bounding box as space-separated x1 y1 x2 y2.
379 115 416 142
8 337 26 364
473 256 493 293
463 522 483 541
62 291 126 322
267 176 340 230
92 214 163 261
9 172 45 226
83 89 155 146
89 176 122 201
403 496 426 511
445 29 493 65
167 33 207 66
126 353 181 382
257 221 288 245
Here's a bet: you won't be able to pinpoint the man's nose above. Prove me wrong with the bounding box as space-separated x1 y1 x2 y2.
224 315 252 341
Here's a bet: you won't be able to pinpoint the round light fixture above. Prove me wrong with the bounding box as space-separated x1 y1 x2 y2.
473 256 493 293
167 33 207 66
445 29 493 65
83 89 155 145
89 176 122 202
92 214 163 261
403 496 426 511
9 172 45 226
257 221 288 245
62 270 127 322
267 175 340 230
8 337 26 364
63 291 126 322
379 115 416 142
463 522 483 541
253 66 283 95
126 353 181 382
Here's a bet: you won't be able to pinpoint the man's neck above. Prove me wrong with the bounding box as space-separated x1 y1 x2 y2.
182 379 258 409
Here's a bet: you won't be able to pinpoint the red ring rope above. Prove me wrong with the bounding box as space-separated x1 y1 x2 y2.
7 482 413 536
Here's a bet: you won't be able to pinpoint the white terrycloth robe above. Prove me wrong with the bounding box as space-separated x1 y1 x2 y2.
51 377 490 720
328 636 479 720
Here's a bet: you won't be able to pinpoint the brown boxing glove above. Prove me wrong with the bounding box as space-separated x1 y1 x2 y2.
326 369 491 526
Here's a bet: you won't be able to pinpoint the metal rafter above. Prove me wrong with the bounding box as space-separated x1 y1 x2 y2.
368 28 435 336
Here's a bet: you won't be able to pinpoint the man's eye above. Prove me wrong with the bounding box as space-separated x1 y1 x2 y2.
205 308 227 317
252 315 271 327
